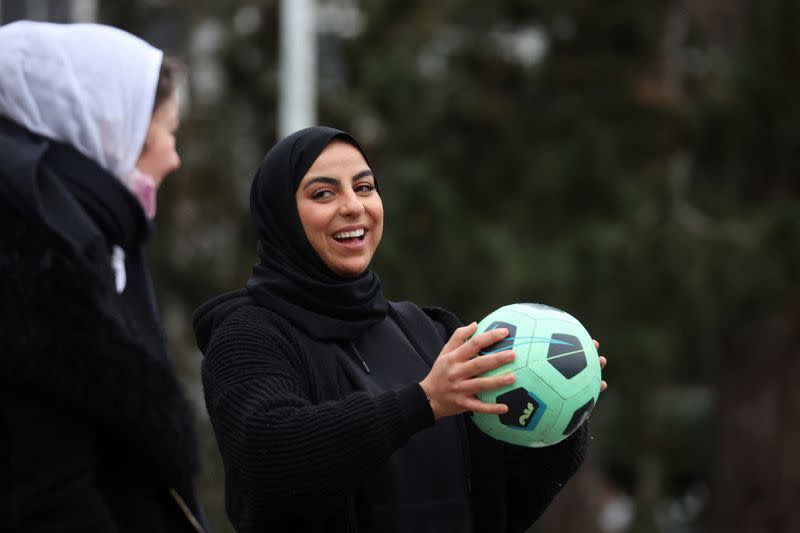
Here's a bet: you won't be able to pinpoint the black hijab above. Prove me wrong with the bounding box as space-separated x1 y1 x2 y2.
246 126 388 340
0 116 149 259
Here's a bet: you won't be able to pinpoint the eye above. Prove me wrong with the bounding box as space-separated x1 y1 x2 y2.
355 183 375 195
311 189 334 200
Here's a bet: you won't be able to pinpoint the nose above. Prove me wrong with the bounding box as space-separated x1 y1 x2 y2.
339 189 365 216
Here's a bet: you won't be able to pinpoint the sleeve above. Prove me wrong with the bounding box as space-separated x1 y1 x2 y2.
3 403 121 532
503 423 589 531
201 307 435 499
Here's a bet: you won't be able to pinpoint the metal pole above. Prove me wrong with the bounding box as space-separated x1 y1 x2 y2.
278 0 316 139
27 0 48 20
71 0 98 23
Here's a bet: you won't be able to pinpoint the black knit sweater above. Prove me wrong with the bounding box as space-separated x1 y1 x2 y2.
197 299 588 533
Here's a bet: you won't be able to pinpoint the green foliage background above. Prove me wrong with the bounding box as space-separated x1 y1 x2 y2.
95 1 800 531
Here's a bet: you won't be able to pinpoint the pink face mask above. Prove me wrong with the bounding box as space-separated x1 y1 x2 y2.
123 167 157 220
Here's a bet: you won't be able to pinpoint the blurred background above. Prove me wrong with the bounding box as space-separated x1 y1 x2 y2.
3 1 798 532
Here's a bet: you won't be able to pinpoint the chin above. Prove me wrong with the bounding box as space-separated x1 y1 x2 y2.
331 263 368 278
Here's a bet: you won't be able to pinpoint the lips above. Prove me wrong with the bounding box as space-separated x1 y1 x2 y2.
330 226 368 252
332 227 365 240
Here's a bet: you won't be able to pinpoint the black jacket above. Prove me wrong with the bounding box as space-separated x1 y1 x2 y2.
195 296 588 533
0 164 205 531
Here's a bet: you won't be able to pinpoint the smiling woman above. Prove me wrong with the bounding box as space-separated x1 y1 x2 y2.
193 126 594 533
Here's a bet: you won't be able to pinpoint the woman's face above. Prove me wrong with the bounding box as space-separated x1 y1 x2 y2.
295 140 384 278
135 93 180 188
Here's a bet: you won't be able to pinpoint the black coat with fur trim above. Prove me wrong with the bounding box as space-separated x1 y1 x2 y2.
0 198 204 532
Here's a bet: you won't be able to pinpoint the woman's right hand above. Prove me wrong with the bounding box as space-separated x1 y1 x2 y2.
419 322 516 421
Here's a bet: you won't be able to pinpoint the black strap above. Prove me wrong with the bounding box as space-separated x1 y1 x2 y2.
386 302 474 486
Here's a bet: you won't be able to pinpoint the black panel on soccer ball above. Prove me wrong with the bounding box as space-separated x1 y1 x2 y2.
481 321 517 354
547 333 586 379
562 398 595 436
498 387 539 428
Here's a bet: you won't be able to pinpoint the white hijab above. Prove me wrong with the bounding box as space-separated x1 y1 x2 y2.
0 21 163 180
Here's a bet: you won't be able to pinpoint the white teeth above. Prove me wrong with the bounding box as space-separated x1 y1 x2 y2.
333 228 365 239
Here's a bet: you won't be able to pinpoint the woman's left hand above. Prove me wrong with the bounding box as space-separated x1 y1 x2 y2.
594 340 608 392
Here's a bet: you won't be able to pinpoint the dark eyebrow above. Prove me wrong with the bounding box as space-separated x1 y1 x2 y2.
301 170 373 190
353 169 373 181
301 176 339 190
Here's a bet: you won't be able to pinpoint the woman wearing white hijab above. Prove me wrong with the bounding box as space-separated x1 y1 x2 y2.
0 21 206 532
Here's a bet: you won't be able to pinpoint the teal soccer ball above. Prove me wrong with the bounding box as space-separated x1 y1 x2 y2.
471 303 601 447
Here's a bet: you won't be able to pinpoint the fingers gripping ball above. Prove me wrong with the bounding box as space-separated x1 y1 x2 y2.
470 303 601 447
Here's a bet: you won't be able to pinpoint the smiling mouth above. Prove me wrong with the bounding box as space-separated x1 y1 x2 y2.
332 228 366 243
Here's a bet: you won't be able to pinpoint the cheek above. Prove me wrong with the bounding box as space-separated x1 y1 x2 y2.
160 136 179 163
141 133 173 167
297 202 329 248
369 199 384 238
